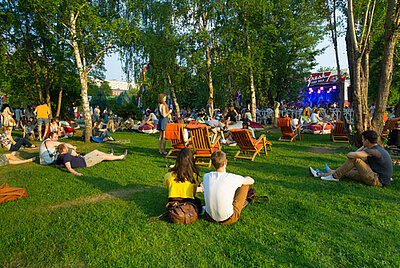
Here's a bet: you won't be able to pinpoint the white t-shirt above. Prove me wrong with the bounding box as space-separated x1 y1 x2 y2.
203 171 244 222
310 113 321 124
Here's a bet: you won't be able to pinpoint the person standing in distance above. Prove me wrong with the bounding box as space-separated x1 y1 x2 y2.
34 102 51 141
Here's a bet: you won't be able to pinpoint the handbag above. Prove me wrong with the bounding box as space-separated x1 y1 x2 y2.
149 201 198 224
10 118 16 127
0 183 27 204
247 186 269 204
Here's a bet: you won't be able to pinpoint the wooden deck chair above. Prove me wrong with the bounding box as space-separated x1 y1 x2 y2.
277 118 301 142
230 129 272 161
331 121 349 143
189 125 221 167
381 117 400 138
165 123 191 159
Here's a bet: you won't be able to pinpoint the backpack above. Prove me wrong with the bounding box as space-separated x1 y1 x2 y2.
247 187 269 204
0 183 27 204
149 201 198 224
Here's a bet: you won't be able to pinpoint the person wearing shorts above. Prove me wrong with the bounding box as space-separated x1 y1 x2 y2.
56 143 127 176
0 152 36 167
34 102 51 141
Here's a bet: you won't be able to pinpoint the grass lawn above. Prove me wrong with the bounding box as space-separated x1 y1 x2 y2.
1 129 399 266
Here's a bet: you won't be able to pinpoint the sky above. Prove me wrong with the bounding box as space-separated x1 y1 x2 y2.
104 35 349 82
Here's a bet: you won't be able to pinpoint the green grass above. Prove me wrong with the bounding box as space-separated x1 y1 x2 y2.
1 129 399 266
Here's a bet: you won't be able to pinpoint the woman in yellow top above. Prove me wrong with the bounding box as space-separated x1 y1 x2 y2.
163 148 202 213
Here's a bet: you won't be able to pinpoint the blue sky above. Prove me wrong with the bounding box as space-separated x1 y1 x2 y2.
104 36 348 82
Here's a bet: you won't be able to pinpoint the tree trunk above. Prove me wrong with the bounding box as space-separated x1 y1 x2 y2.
56 64 63 117
202 12 214 111
244 19 256 121
227 68 234 106
346 0 375 147
372 0 400 134
71 12 92 143
165 71 181 118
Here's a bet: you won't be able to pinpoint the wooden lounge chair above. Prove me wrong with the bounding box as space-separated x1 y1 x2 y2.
165 123 191 159
331 121 349 143
188 125 221 167
381 117 400 138
229 129 272 161
277 117 301 142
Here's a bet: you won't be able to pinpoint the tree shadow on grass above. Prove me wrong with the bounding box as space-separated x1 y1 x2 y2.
74 175 167 217
226 158 400 204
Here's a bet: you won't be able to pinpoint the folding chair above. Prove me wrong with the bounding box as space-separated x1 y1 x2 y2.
188 125 221 167
165 123 191 159
277 118 301 142
230 129 272 161
331 121 349 143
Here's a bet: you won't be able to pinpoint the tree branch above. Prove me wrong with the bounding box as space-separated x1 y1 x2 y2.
87 38 114 74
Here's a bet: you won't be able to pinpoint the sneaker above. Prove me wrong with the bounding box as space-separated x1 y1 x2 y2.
320 174 339 182
309 167 318 178
122 149 127 160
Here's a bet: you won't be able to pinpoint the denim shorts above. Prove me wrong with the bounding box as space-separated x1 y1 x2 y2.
37 118 50 126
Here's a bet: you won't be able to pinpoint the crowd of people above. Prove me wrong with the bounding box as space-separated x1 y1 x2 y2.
0 97 397 225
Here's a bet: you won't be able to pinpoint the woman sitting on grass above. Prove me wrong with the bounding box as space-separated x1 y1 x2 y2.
92 118 115 142
163 148 202 214
0 132 37 151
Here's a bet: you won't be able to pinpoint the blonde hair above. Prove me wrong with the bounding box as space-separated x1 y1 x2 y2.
158 94 169 113
302 107 310 116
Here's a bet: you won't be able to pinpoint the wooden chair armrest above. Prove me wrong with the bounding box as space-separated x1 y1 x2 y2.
254 134 266 145
211 136 221 147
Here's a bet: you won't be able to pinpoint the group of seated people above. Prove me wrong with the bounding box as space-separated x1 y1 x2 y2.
165 129 394 225
164 148 254 225
0 130 127 175
22 116 78 140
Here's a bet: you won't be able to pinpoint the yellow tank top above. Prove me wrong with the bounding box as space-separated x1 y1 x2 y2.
163 172 199 199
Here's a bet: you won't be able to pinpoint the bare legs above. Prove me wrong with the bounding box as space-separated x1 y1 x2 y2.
159 130 166 154
6 153 36 165
91 149 126 160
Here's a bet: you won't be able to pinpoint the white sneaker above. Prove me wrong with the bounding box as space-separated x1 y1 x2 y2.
320 174 339 182
309 167 318 178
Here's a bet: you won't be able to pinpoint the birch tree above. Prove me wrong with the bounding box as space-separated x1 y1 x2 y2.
33 0 124 142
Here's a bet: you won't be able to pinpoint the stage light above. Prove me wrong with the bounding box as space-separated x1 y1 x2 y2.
333 86 337 89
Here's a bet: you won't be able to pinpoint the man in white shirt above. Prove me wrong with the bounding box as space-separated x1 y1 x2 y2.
203 150 254 225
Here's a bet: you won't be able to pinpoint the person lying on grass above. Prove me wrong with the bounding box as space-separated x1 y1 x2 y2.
309 130 393 186
163 148 203 214
0 152 36 167
203 150 254 225
39 132 78 165
0 132 37 151
56 143 127 176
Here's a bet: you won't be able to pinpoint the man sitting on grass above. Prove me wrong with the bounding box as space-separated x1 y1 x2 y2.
203 150 254 225
56 143 127 176
309 130 393 186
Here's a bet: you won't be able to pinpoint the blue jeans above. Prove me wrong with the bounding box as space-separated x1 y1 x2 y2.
10 138 33 151
99 130 111 140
